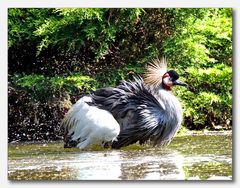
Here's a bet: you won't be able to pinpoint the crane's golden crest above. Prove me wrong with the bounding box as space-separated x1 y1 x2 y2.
144 57 168 87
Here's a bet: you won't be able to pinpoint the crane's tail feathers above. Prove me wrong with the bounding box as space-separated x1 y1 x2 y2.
62 95 121 149
61 96 92 148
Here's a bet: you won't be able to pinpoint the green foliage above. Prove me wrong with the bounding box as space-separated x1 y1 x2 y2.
8 8 54 48
174 64 231 128
164 8 232 129
9 8 146 59
163 8 232 68
10 74 96 103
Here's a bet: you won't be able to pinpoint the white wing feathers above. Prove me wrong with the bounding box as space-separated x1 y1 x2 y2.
62 96 120 149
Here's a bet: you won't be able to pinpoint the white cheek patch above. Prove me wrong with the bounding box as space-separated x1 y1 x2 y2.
163 77 172 86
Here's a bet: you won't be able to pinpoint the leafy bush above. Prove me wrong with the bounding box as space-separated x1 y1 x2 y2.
163 9 232 68
10 73 96 102
163 8 232 129
8 73 96 142
174 64 232 129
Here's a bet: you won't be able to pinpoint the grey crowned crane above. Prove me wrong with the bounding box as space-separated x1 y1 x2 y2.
61 58 187 149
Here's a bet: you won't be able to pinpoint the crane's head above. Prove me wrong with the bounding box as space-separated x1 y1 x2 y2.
162 70 188 91
144 57 188 91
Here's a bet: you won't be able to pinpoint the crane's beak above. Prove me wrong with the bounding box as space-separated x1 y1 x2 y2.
173 80 188 87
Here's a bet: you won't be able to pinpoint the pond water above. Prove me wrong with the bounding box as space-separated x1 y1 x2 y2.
8 133 232 180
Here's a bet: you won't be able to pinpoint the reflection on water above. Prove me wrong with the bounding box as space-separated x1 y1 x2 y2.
8 134 232 180
119 149 185 180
